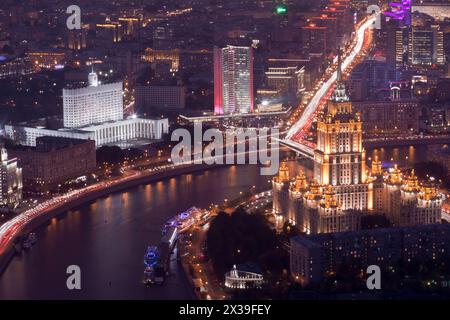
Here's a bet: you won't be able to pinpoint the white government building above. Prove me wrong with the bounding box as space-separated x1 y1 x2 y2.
224 265 264 290
5 71 169 147
63 71 123 128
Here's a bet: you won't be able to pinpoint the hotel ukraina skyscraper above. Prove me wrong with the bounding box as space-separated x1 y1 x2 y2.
273 61 443 234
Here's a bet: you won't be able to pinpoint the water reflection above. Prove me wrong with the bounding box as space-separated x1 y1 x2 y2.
0 146 439 299
0 165 273 299
368 145 432 168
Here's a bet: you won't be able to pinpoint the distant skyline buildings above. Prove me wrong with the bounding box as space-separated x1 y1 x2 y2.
384 0 412 26
412 2 450 21
214 45 254 115
385 5 445 70
386 22 407 69
408 24 445 66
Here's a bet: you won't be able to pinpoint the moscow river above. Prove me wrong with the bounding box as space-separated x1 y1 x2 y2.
0 164 278 299
0 145 432 299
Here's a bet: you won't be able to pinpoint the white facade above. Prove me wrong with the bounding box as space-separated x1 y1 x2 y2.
6 72 169 149
85 118 169 146
63 78 123 128
0 148 22 208
5 126 94 147
5 118 169 148
224 265 264 290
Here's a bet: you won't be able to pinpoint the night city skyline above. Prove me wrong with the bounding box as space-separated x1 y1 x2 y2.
0 0 450 310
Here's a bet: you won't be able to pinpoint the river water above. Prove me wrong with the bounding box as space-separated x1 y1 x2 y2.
0 145 434 299
0 164 277 299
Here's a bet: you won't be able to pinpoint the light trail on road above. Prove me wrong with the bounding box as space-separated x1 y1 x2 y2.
0 13 379 260
285 15 377 141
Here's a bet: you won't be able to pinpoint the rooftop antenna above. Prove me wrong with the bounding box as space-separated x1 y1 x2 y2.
337 47 342 82
332 47 349 103
88 64 98 87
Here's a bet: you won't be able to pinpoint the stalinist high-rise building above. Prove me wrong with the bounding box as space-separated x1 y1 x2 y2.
313 54 371 211
273 54 443 234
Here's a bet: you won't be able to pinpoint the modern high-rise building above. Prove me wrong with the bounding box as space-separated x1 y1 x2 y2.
408 25 445 66
214 45 254 115
0 147 22 208
386 24 407 69
63 70 123 128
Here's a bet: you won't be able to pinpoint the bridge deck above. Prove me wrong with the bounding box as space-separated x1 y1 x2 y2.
280 139 315 159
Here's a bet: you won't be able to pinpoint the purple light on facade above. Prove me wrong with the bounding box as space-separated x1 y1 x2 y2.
383 0 411 25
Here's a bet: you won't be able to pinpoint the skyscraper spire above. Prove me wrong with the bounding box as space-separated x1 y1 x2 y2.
332 47 349 103
337 47 342 82
88 65 98 87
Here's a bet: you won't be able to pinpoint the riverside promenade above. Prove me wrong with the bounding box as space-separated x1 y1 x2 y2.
0 162 224 275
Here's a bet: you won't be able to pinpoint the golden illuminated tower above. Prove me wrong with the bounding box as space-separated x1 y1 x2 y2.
292 171 309 192
272 161 291 215
313 51 370 211
370 155 384 212
404 179 442 226
287 170 309 227
384 164 403 223
275 161 290 183
321 185 338 208
403 170 419 193
371 155 382 176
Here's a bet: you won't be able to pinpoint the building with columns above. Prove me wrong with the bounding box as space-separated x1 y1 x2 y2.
273 61 443 234
5 71 169 148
